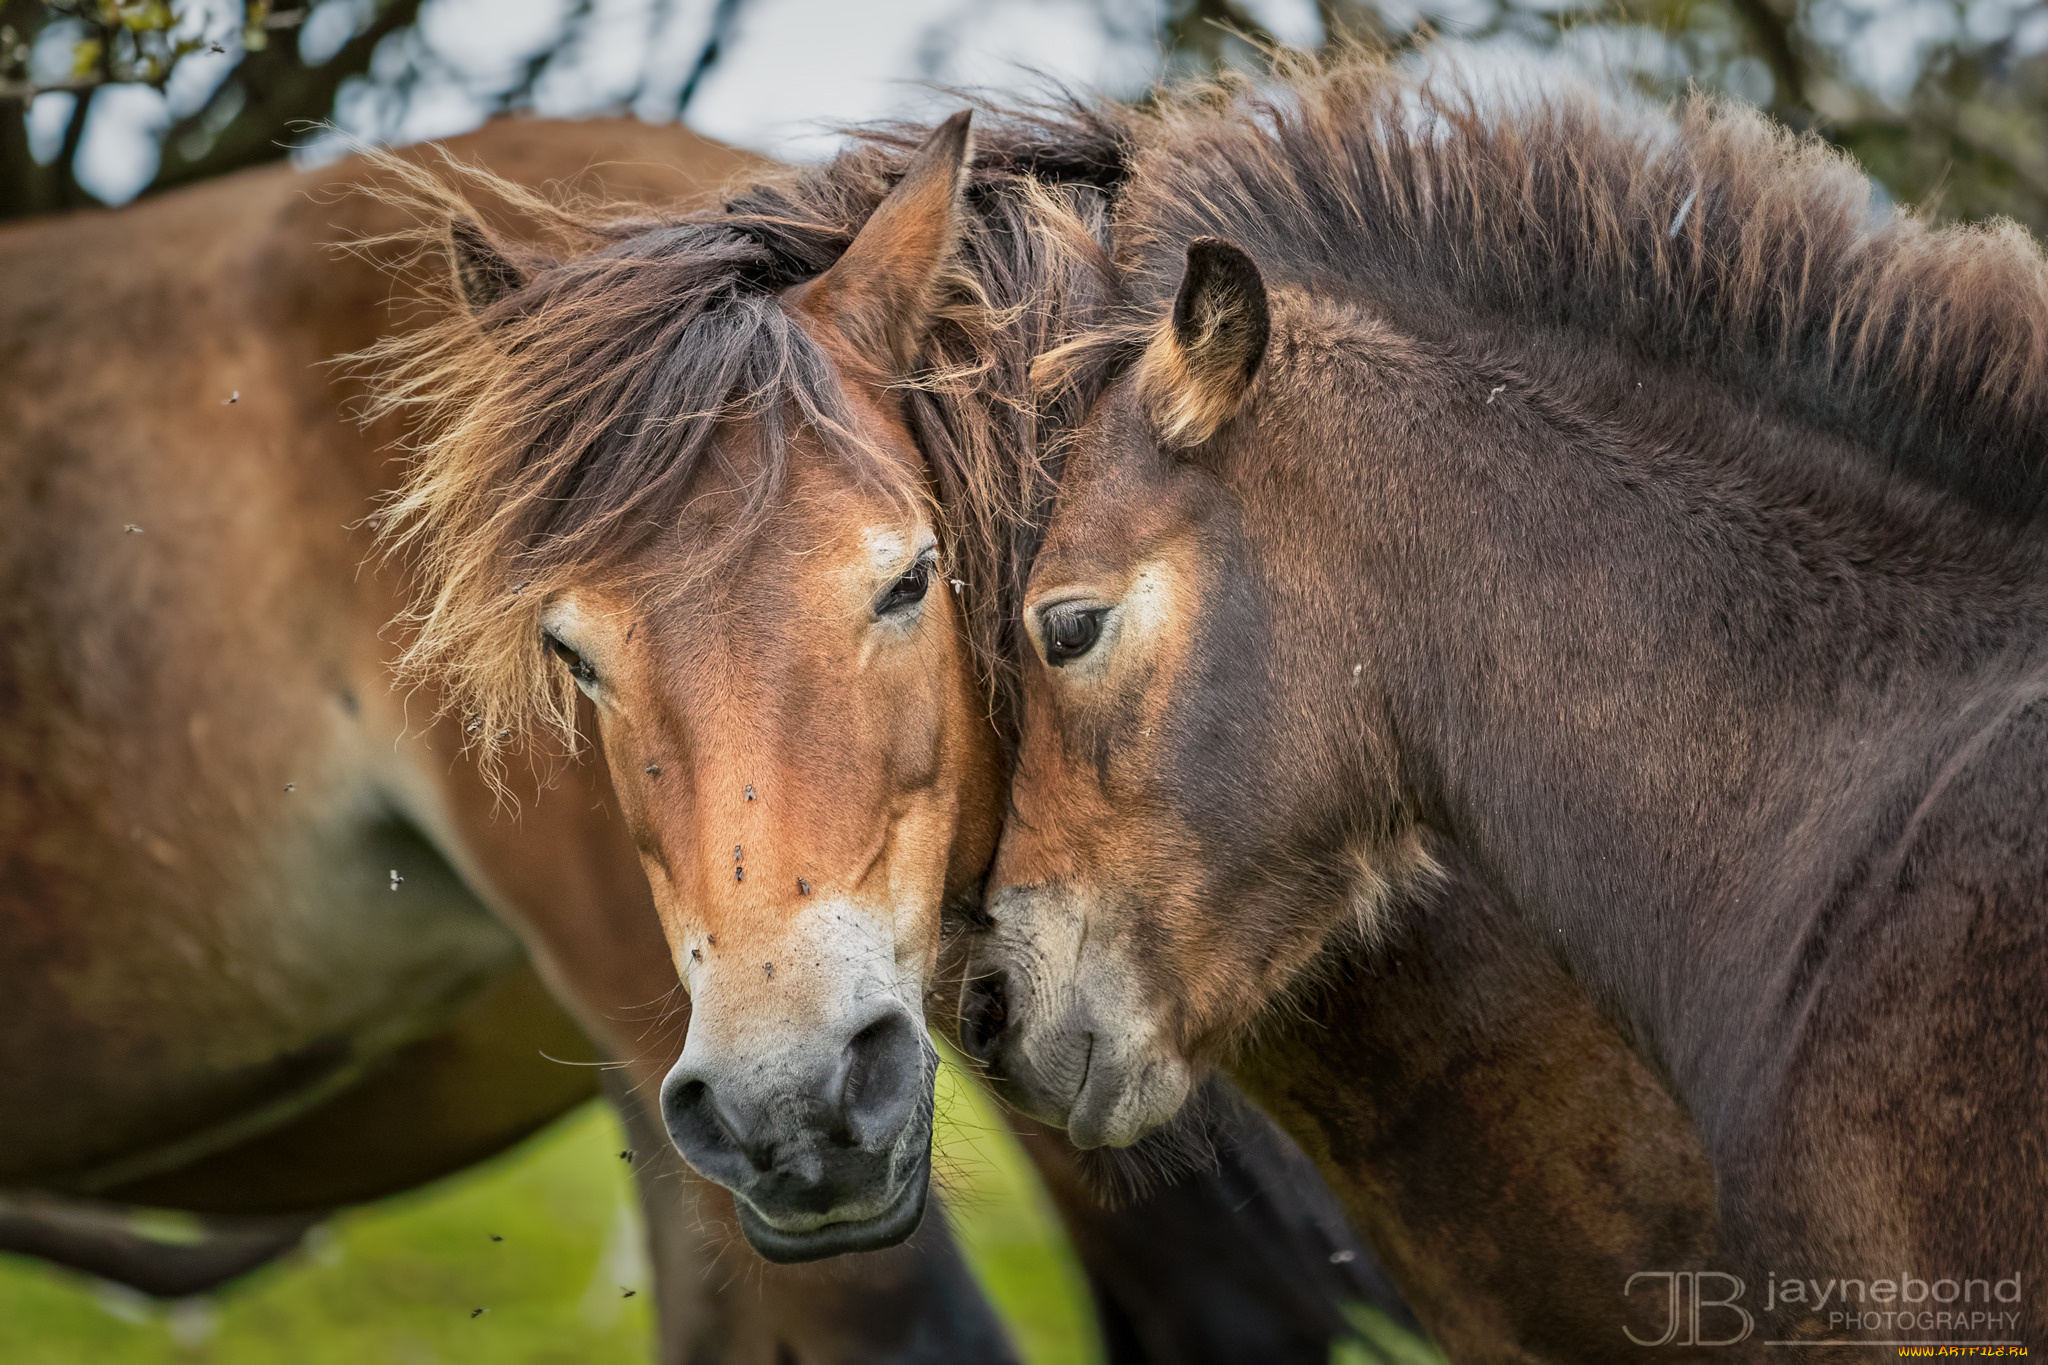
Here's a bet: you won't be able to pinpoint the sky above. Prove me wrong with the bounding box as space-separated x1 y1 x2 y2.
28 0 1318 203
25 0 2048 205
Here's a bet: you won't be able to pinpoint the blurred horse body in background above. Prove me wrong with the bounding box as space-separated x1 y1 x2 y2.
0 115 1401 1363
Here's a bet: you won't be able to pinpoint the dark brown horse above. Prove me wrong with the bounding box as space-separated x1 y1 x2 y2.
968 57 2048 1359
1 110 1406 1363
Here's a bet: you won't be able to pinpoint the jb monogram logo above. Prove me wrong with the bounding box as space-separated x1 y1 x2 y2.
1625 1272 1755 1347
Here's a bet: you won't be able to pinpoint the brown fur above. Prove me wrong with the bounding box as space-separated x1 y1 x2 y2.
982 53 2048 1360
1240 854 1732 1361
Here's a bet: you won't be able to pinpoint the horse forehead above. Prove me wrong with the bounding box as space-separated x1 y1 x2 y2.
729 507 924 606
1040 460 1187 583
769 430 925 535
1059 393 1178 509
857 525 921 571
667 476 914 588
630 517 925 681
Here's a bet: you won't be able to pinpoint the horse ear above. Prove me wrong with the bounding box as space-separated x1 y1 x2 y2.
1138 237 1270 449
448 216 527 314
799 110 974 372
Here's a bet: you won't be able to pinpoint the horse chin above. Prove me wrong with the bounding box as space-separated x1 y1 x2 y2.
1063 1044 1192 1151
733 1160 932 1264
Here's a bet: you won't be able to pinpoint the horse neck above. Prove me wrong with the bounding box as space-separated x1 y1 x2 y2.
1234 852 1722 1359
1296 336 2048 1123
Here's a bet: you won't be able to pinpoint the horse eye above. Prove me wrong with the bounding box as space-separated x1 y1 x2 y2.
544 631 598 685
877 557 933 616
1042 607 1105 666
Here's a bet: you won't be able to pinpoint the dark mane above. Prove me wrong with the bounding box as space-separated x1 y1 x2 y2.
1082 54 2048 520
360 100 1130 762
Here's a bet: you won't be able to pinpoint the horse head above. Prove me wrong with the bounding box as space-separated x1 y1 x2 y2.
960 235 1436 1148
376 116 1004 1261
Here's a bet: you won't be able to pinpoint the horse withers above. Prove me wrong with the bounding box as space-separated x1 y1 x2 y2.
965 60 2048 1356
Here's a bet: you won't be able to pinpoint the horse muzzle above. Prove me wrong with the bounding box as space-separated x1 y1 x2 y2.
660 1001 934 1262
955 886 1192 1149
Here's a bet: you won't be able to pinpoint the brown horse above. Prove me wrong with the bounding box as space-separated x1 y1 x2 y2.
0 113 1029 1362
365 109 1085 1263
1 108 1408 1363
967 58 2048 1359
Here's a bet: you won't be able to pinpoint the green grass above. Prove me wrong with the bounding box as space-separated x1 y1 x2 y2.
930 1049 1104 1365
0 1057 1441 1364
0 1102 654 1365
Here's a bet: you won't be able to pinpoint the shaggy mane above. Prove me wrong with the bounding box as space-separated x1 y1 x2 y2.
1047 52 2048 519
354 103 1128 771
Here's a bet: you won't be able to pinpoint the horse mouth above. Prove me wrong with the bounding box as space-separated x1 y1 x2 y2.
733 1166 931 1264
982 1025 1103 1140
1062 1032 1121 1148
1060 1030 1190 1150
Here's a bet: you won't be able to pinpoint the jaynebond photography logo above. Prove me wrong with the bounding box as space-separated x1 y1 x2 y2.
1623 1270 2025 1348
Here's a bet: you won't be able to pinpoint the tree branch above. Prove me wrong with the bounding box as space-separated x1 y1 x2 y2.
1160 0 1278 71
1831 109 2048 216
675 0 743 116
0 76 95 100
1723 0 1809 115
149 0 423 195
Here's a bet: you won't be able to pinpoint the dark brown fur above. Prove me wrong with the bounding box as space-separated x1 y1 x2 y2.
1236 853 1732 1360
982 54 2048 1360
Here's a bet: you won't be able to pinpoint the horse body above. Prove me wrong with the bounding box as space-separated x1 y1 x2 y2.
2 139 526 1187
1228 854 1733 1361
971 61 2047 1358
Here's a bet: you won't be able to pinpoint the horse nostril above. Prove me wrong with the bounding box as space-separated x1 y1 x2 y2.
663 1076 768 1180
958 972 1009 1066
837 1011 924 1147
